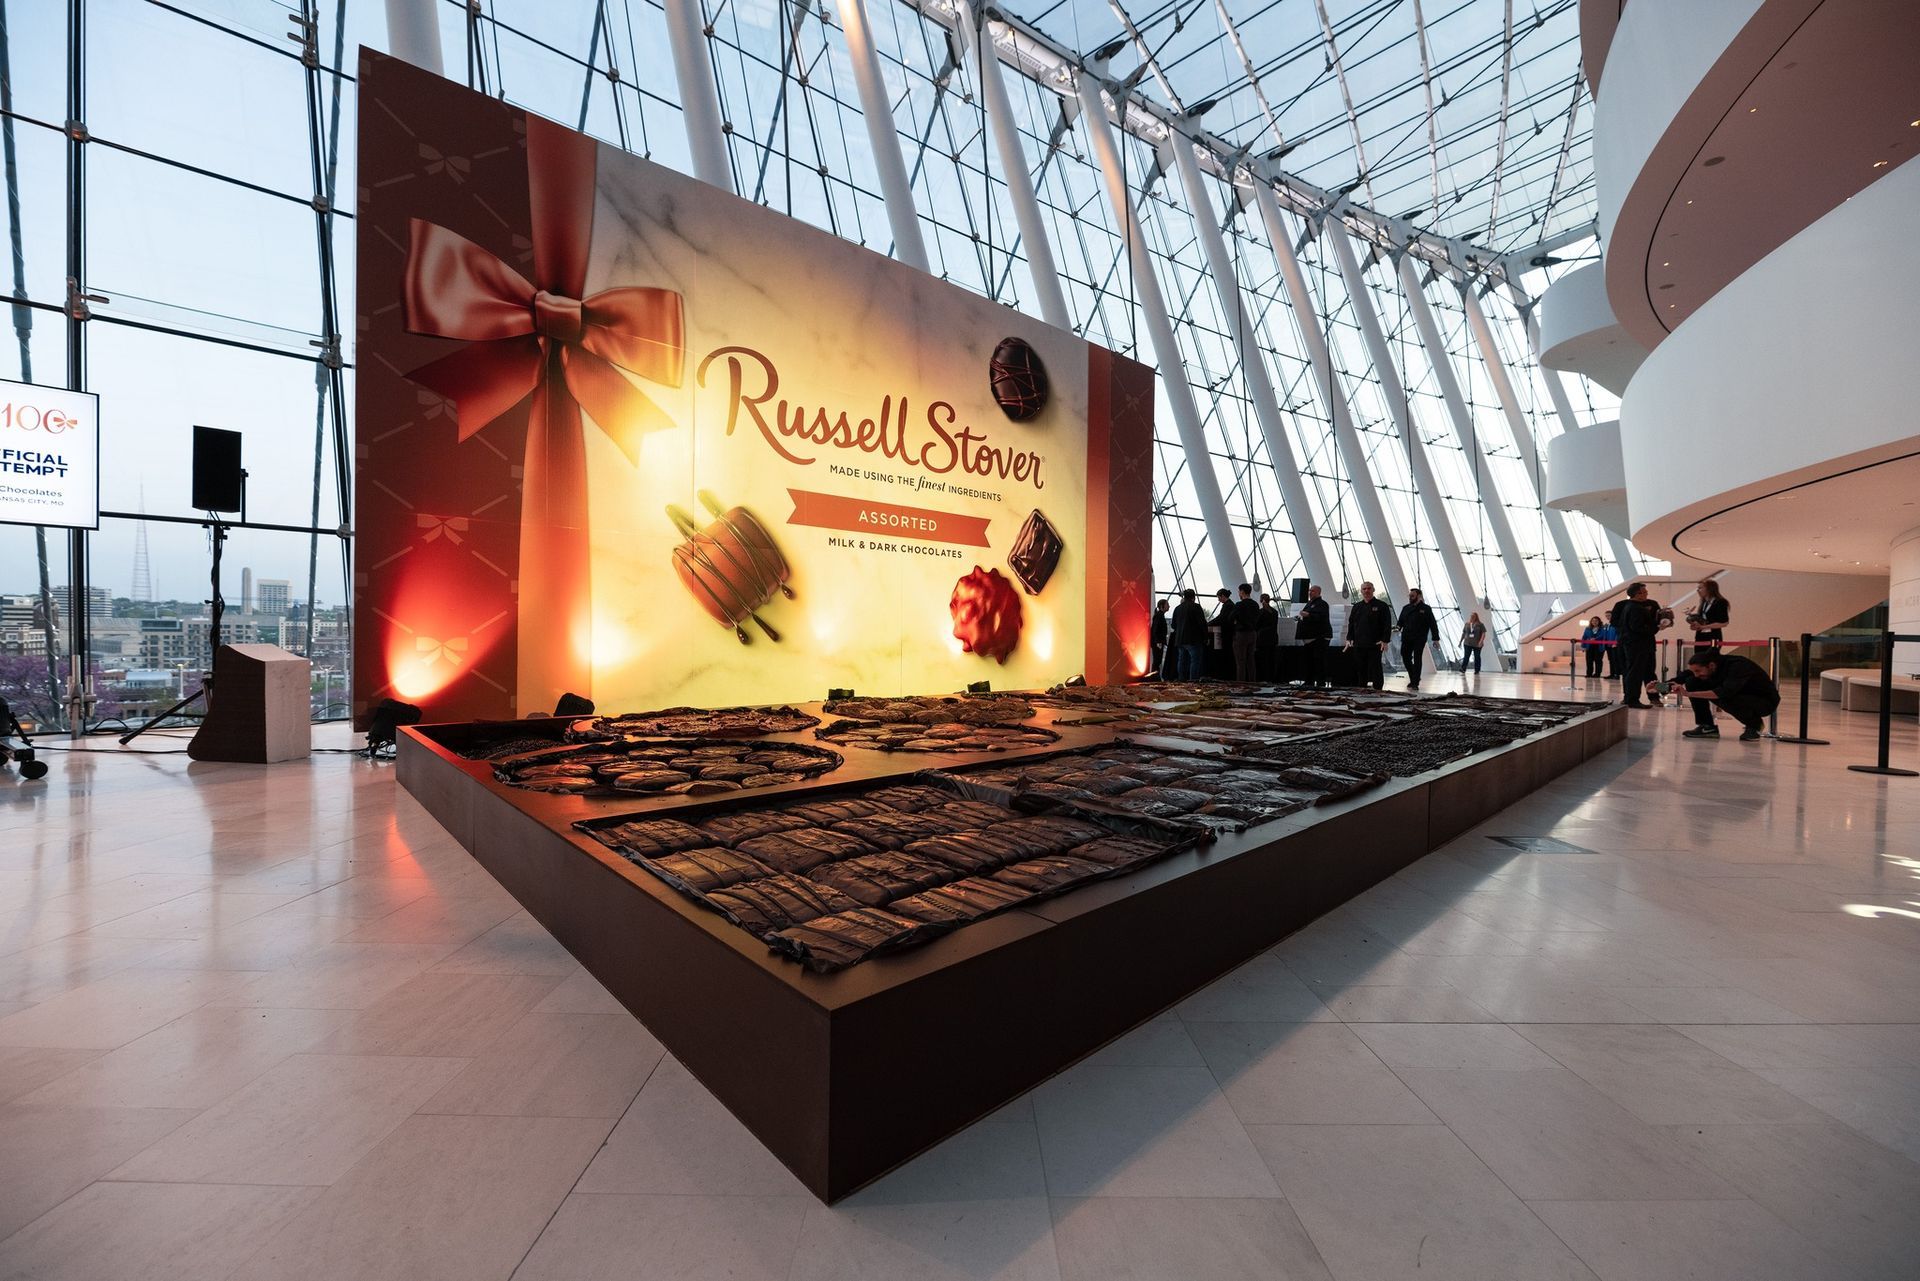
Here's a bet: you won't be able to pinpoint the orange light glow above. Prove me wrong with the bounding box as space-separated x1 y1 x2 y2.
381 571 502 707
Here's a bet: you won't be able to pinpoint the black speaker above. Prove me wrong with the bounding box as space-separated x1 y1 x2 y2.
1290 578 1310 604
192 426 244 513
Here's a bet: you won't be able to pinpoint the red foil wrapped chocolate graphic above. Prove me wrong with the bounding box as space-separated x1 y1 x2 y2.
950 566 1023 663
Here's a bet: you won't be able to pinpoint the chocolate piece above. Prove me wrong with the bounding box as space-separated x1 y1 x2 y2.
905 833 1016 875
608 769 692 793
999 815 1107 849
865 784 956 812
818 719 1058 755
597 818 712 859
907 816 1091 872
736 827 878 875
671 503 793 642
643 848 773 894
779 797 890 825
769 908 929 973
699 810 807 845
1008 508 1064 594
989 335 1049 421
892 876 1030 924
691 762 771 782
663 779 742 796
807 853 954 906
1064 835 1168 867
705 874 860 936
1107 786 1213 818
1050 770 1137 795
991 855 1108 894
831 809 977 851
931 799 1020 827
567 705 819 739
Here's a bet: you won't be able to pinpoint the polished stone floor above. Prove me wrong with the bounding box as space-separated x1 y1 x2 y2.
3 671 1918 1280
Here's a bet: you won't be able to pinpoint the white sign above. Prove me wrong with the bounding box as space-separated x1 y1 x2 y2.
0 378 99 530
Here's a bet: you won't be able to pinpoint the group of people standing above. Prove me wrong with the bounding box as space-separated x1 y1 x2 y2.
1155 585 1283 684
1150 582 1490 692
1595 578 1777 741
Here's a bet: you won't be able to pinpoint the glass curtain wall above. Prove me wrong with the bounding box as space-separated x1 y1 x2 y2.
0 0 1640 734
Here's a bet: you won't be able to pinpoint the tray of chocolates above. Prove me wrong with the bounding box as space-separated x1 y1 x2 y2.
576 773 1202 973
565 705 820 740
492 737 842 796
819 695 1037 726
815 718 1060 754
1229 712 1545 778
933 743 1385 833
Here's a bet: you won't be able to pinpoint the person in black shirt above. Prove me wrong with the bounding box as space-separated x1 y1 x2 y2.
1229 584 1263 681
1344 581 1394 690
1680 580 1732 733
1208 589 1235 680
1611 583 1663 707
1296 585 1332 688
1169 589 1208 682
1395 588 1439 691
1256 593 1281 681
1149 598 1171 680
1672 649 1777 740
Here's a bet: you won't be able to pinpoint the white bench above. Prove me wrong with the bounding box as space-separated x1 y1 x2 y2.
1841 675 1920 716
1819 667 1884 702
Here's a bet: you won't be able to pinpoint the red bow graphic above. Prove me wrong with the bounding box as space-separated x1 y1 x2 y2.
397 116 679 707
400 118 683 473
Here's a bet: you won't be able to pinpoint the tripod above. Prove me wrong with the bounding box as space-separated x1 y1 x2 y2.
0 697 48 779
120 487 243 747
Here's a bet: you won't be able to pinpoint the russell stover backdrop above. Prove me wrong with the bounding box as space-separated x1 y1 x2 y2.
354 53 1153 724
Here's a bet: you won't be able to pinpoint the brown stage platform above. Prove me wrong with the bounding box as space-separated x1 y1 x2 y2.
398 696 1625 1201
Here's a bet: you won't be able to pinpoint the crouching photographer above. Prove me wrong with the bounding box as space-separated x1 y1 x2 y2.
1670 649 1779 742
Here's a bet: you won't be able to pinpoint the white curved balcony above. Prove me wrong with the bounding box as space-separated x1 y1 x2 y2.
1544 419 1630 538
1619 154 1920 577
1535 263 1646 396
1593 0 1920 350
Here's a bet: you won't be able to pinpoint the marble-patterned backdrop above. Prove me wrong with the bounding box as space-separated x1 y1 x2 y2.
357 52 1147 722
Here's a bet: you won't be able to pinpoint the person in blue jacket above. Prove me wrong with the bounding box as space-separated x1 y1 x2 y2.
1580 615 1608 678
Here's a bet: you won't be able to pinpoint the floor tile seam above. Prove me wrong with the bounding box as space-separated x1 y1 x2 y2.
1366 1043 1695 1215
559 1189 817 1199
89 1173 336 1188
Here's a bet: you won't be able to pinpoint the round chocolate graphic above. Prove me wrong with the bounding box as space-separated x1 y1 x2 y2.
989 336 1049 422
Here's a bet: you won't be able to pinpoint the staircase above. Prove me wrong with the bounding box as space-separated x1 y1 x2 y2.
1518 569 1888 677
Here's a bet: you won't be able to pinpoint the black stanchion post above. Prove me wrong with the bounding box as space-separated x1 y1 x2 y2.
1847 631 1917 777
1776 631 1830 746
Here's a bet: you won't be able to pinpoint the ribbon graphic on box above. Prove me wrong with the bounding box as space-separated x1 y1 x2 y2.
400 115 684 707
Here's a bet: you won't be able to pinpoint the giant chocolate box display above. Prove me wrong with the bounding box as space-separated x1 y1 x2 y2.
400 684 1624 1201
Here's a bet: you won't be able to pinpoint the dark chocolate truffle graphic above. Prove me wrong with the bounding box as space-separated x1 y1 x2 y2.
989 336 1049 422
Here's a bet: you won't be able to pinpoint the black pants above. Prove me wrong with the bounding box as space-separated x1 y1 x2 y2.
1584 649 1604 677
1461 645 1483 673
1401 642 1425 688
1686 672 1716 726
1232 633 1259 682
1257 644 1277 681
1720 689 1780 731
1622 642 1656 703
1354 644 1384 689
1302 640 1329 687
